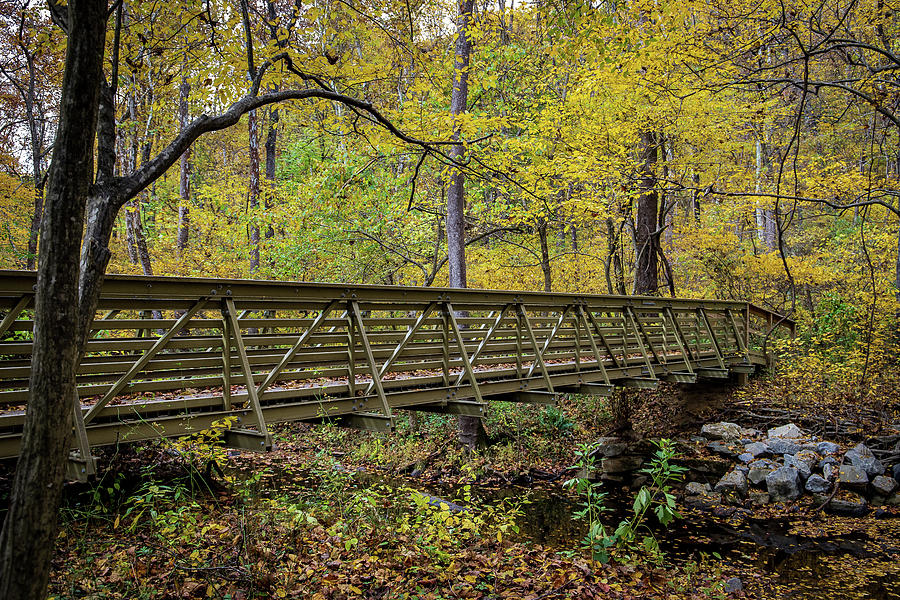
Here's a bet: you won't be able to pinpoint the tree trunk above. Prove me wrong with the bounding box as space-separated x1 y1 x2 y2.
0 3 106 598
633 131 659 295
25 60 44 271
538 218 552 292
176 77 191 257
248 109 261 273
264 106 277 245
447 0 483 450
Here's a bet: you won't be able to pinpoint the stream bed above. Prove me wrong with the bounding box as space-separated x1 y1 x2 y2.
245 463 900 599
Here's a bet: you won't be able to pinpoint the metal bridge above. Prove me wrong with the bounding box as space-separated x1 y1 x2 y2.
0 271 793 479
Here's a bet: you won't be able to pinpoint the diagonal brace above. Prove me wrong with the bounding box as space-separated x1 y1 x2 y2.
84 298 208 424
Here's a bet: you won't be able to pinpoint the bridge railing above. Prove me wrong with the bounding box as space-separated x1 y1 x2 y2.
0 271 793 474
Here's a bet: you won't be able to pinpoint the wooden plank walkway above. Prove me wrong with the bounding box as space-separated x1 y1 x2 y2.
0 271 793 479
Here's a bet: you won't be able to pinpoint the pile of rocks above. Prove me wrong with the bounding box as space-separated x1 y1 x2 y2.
685 421 899 514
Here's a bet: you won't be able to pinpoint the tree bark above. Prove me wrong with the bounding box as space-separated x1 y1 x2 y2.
176 77 191 257
447 0 484 450
538 218 552 292
248 108 261 273
633 130 659 295
0 2 106 598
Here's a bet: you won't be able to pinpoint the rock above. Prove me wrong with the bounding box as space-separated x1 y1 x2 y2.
820 455 839 468
592 437 628 458
744 441 768 457
601 455 645 473
845 443 885 476
892 463 900 482
748 459 780 486
838 464 869 486
706 441 738 458
817 441 840 455
766 467 801 501
735 464 750 474
805 474 830 494
724 577 743 594
767 423 804 439
823 463 837 481
825 494 869 517
872 475 898 496
784 454 813 481
702 422 745 440
685 482 712 496
749 490 770 506
738 453 754 463
715 469 749 499
766 438 800 455
690 436 708 444
885 492 900 506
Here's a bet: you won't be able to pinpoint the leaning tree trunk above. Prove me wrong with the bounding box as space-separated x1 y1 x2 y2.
0 2 107 598
446 0 484 450
248 108 261 273
634 130 659 296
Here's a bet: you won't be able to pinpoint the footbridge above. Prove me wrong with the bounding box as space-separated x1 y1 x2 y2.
0 271 793 479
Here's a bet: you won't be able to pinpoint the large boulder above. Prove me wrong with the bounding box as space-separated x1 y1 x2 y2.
766 467 801 501
838 464 869 487
685 482 712 496
845 443 885 476
744 441 769 458
715 469 749 499
784 455 812 481
707 441 738 458
817 441 840 455
767 423 804 439
591 437 629 458
766 438 800 456
805 474 830 494
872 475 898 496
824 493 869 517
702 422 745 441
748 459 780 486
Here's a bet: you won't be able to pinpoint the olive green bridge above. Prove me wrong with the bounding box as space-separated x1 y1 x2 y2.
0 271 793 480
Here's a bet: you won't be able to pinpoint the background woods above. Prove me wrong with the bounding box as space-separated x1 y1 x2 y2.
0 0 898 597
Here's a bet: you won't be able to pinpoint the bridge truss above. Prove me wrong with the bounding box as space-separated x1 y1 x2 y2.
0 271 793 479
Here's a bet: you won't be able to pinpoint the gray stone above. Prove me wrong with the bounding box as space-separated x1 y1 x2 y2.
738 452 754 463
838 464 869 486
706 441 737 458
690 436 707 444
748 459 780 486
715 469 749 498
799 443 820 453
735 464 750 474
845 443 885 476
685 482 712 496
885 492 900 506
592 437 628 458
817 441 840 455
767 423 804 439
820 455 839 468
702 422 744 441
766 467 801 501
724 577 744 594
744 441 768 457
805 474 830 494
766 438 800 455
872 475 898 496
749 490 770 506
601 455 644 473
892 463 900 482
784 454 812 481
823 463 837 481
825 494 869 517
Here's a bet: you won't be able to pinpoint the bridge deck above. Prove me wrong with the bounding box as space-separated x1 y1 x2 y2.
0 271 793 478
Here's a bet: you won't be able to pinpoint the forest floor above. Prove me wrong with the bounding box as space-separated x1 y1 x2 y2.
3 373 900 599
